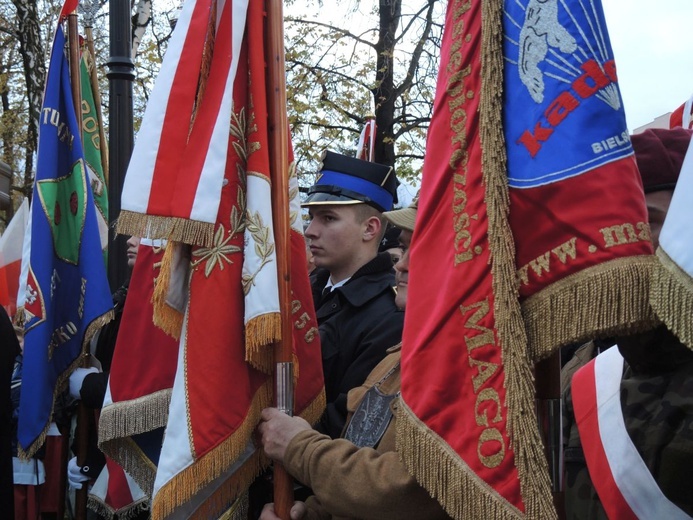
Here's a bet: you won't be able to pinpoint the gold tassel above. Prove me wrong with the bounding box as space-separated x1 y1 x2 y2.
651 248 693 350
523 256 658 362
151 243 184 339
245 312 282 373
479 0 557 517
151 380 273 520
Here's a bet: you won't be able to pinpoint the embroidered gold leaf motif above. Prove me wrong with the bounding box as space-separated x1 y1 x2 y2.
242 211 275 296
288 161 300 227
191 224 241 278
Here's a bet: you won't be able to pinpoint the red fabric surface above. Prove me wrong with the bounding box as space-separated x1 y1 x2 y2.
510 156 652 298
103 458 134 511
14 485 40 520
147 0 213 217
185 1 323 460
108 245 179 403
401 0 523 511
0 260 20 316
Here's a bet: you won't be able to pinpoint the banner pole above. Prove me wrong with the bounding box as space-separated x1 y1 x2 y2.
67 11 90 520
265 0 294 518
535 351 565 519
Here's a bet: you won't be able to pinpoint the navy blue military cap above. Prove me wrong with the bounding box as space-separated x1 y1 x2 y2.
302 151 398 212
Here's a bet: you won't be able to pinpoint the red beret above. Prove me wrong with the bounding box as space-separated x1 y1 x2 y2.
631 127 693 193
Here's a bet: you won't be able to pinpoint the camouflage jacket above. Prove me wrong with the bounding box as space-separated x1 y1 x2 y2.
562 335 693 519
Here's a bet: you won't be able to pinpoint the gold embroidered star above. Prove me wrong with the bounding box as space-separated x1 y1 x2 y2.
192 224 241 278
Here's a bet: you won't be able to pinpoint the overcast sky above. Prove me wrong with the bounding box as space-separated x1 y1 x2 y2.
602 0 693 131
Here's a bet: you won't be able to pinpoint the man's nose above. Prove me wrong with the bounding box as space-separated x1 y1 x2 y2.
305 221 316 238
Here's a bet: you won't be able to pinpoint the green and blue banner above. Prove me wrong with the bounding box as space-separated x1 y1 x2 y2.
18 13 113 458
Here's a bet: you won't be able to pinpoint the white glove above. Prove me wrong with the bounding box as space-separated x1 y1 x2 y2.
68 367 99 399
67 457 90 490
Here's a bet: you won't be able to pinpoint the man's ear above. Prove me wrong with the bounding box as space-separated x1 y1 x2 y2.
362 216 382 243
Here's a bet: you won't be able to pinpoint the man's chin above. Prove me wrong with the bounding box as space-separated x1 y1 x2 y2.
395 290 407 310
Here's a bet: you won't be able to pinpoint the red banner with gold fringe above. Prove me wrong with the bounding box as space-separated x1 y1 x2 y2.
396 0 654 518
147 3 324 518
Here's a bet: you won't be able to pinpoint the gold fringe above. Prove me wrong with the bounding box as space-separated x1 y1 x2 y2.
292 351 300 382
397 402 523 520
98 389 172 494
13 306 26 327
651 248 693 350
479 0 556 517
98 389 172 442
245 312 282 373
151 380 274 520
17 421 51 462
298 387 327 427
217 492 250 520
523 256 658 362
18 310 113 460
182 388 325 519
84 309 115 350
88 494 150 520
188 455 263 520
116 211 215 248
151 243 184 339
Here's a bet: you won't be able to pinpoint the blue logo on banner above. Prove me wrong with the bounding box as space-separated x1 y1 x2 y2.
502 0 632 189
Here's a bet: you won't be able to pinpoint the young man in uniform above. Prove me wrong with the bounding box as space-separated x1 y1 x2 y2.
257 196 451 520
302 151 405 439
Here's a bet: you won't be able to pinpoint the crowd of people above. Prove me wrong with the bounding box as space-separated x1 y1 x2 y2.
2 126 693 520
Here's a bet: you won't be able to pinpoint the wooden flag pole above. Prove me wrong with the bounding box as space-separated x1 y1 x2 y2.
265 1 295 518
67 11 90 520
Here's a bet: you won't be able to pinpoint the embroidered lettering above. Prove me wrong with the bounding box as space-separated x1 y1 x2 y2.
460 298 508 469
600 222 648 248
518 58 619 157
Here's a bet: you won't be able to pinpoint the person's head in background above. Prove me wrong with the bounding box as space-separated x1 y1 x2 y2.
383 195 418 310
631 127 693 249
302 151 398 283
126 236 141 269
379 225 403 265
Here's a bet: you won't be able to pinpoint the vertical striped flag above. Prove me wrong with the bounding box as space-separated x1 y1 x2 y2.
0 198 29 317
108 1 325 517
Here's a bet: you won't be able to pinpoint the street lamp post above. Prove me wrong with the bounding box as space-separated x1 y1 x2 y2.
107 0 134 291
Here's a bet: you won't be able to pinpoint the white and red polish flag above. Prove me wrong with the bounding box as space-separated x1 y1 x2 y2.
0 198 29 317
135 1 325 518
669 95 693 130
356 117 376 162
117 0 250 246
